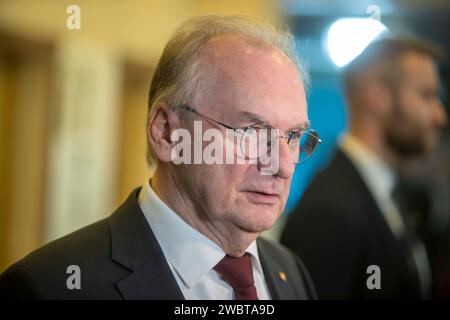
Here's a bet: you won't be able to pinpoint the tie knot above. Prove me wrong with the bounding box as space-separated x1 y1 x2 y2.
214 253 254 289
214 253 258 299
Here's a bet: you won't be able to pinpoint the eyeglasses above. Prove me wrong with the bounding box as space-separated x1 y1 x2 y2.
178 104 322 164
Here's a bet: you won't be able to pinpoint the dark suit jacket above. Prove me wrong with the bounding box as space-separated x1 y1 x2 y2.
0 188 316 300
281 149 423 299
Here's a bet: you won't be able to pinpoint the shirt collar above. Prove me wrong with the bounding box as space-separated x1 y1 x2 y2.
138 180 263 289
339 133 397 201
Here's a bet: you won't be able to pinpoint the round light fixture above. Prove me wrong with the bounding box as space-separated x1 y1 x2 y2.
326 18 388 67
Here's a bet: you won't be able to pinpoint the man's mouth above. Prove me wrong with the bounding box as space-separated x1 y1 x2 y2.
243 190 280 205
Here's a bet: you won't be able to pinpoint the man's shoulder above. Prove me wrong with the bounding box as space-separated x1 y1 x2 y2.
15 217 111 273
0 217 120 299
0 188 145 299
300 149 373 213
2 188 143 281
308 149 360 190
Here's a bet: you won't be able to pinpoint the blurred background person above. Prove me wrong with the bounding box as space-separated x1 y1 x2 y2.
281 36 447 299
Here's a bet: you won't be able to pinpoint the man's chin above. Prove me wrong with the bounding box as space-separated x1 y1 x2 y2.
236 208 281 233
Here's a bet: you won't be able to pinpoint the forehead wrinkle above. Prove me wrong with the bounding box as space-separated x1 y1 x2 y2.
237 110 310 131
201 38 302 98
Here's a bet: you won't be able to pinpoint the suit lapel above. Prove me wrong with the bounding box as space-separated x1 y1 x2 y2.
109 188 184 300
257 239 297 300
115 259 183 300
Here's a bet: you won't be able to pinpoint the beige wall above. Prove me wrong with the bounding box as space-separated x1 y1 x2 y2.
0 36 52 271
0 0 279 65
116 62 154 207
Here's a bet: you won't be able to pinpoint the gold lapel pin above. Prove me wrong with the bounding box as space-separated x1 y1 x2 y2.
278 271 287 282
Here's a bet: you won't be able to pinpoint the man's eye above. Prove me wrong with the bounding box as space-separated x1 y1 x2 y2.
245 127 257 134
290 131 302 141
236 128 249 135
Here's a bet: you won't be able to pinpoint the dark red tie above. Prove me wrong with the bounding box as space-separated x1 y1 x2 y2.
214 253 259 300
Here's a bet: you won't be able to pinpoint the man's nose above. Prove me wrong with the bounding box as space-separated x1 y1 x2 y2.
274 138 296 179
433 100 448 128
256 132 297 177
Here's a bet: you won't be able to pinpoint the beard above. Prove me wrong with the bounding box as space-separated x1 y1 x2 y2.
385 126 428 157
383 96 430 158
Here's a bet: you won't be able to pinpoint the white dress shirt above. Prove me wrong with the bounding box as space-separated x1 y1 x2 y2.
138 181 271 300
340 133 432 297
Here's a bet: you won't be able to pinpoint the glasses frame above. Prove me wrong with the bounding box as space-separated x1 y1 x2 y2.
177 104 322 164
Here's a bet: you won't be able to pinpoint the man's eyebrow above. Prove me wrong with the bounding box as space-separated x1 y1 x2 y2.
296 121 311 131
237 111 311 131
238 111 271 126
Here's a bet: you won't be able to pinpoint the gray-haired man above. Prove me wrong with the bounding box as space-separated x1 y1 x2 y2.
0 15 319 300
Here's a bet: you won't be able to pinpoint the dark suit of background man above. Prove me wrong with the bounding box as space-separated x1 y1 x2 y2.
0 15 319 300
281 36 447 299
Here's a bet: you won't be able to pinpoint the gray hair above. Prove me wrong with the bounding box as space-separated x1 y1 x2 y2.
147 15 309 166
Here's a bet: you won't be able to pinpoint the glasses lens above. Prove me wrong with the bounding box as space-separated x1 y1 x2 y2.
241 128 321 164
298 130 320 163
240 127 275 160
240 127 258 160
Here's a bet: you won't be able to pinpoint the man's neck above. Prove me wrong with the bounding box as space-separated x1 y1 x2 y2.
150 167 259 257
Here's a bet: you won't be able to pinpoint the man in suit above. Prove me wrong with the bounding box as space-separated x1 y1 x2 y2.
281 37 447 299
0 15 319 299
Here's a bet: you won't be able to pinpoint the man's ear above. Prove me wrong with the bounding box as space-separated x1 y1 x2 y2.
147 103 181 163
367 76 393 118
